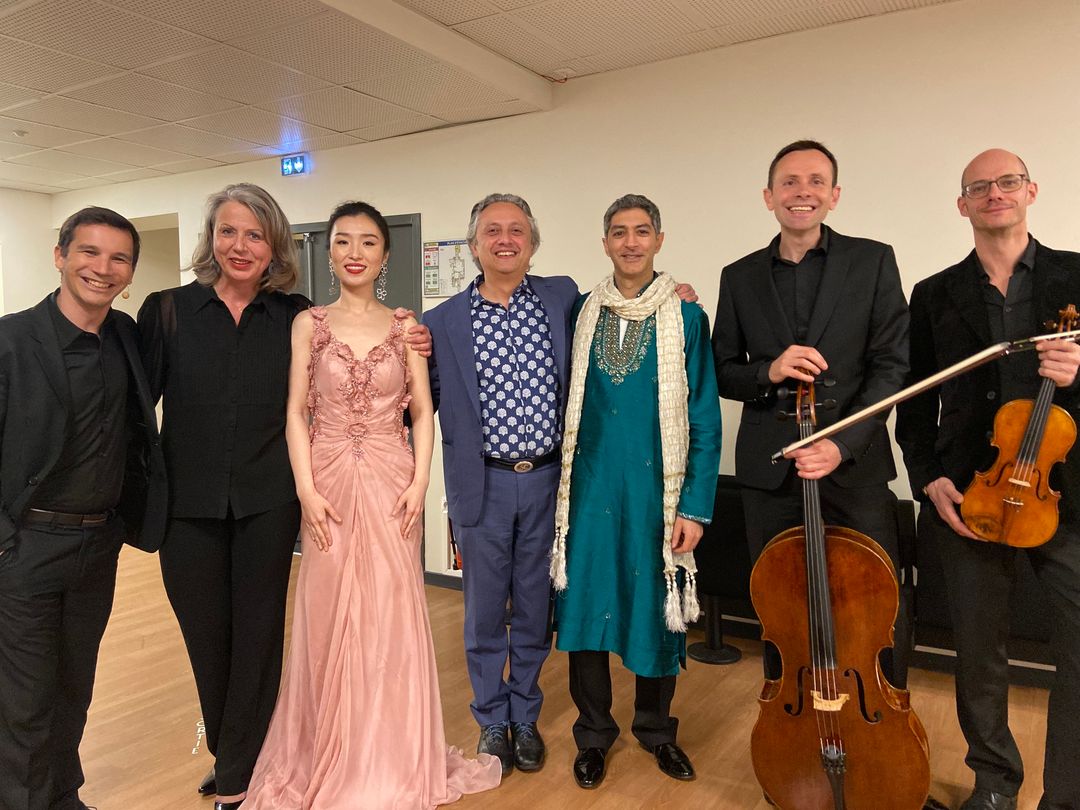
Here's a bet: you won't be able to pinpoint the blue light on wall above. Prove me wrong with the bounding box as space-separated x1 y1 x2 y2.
281 153 311 176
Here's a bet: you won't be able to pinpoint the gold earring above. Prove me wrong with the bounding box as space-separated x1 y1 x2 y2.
121 285 130 300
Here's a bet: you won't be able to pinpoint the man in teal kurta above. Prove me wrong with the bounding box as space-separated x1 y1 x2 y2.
550 195 721 789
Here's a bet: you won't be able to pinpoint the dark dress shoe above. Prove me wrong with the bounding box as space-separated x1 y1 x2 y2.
923 798 950 810
198 767 217 795
642 741 695 781
477 722 513 775
573 747 607 789
510 721 545 771
213 802 243 810
959 788 1018 810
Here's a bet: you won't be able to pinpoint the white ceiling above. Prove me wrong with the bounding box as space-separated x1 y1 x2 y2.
0 0 962 194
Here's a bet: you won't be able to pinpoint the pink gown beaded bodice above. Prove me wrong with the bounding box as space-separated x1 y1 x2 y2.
245 307 500 809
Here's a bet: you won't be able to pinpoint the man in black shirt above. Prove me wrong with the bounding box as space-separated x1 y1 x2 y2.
0 207 166 810
712 140 911 686
897 149 1080 810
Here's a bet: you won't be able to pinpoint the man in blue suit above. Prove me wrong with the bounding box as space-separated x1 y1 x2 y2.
424 194 577 776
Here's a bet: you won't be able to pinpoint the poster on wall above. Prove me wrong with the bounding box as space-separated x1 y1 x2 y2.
423 239 470 297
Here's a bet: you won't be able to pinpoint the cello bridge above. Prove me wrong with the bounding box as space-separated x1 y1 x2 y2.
810 690 850 712
1006 478 1031 488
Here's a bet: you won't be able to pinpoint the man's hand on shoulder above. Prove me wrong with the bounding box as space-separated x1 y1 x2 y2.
674 282 698 304
394 307 432 357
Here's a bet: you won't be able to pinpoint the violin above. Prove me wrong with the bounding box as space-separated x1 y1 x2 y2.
750 380 930 809
962 304 1079 547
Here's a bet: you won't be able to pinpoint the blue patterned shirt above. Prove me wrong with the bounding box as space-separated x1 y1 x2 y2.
470 275 561 458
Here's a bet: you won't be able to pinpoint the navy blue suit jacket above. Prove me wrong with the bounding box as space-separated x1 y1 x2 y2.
423 275 578 527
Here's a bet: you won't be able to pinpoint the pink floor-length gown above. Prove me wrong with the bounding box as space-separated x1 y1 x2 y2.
245 307 501 809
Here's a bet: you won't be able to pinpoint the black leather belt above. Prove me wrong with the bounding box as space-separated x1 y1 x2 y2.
484 449 560 473
23 508 112 527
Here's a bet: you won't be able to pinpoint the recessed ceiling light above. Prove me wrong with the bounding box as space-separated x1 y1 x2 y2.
12 129 29 138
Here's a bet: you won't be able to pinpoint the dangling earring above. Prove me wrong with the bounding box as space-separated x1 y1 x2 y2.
121 285 130 300
328 258 338 295
376 263 388 301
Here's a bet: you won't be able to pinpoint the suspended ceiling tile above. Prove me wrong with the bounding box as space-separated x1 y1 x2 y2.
52 176 109 190
686 0 827 25
347 114 444 141
877 0 953 8
0 35 119 93
0 140 36 159
96 166 170 183
580 28 732 75
439 98 539 124
234 10 435 86
395 0 500 26
116 124 261 156
488 0 537 9
3 96 162 136
277 132 363 153
58 137 191 167
183 107 336 148
103 0 327 41
0 82 43 110
0 0 214 70
718 1 871 42
453 13 574 76
208 145 284 164
351 63 511 116
153 157 226 173
65 74 241 122
260 87 413 132
510 0 699 57
0 179 68 193
8 149 136 176
0 115 97 148
0 159 88 186
143 47 330 105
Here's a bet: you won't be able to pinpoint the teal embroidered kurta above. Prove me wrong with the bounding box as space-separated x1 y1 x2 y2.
554 297 722 678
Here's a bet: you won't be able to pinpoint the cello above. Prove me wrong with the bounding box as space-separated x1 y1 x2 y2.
961 304 1079 547
750 380 930 810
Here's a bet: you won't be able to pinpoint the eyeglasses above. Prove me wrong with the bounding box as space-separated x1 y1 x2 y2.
961 174 1029 198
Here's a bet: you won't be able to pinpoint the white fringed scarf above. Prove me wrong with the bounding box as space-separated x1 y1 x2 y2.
549 272 700 633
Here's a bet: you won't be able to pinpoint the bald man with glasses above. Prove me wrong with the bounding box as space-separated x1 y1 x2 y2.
897 148 1080 810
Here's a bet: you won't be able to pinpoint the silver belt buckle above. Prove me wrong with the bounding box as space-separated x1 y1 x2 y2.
513 460 534 473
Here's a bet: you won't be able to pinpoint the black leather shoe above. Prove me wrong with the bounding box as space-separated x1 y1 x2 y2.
213 802 243 810
924 798 950 810
642 741 695 781
477 722 513 776
959 788 1018 810
510 722 545 771
573 747 607 789
198 767 217 795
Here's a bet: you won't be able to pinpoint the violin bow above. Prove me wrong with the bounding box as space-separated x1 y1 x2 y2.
769 328 1080 463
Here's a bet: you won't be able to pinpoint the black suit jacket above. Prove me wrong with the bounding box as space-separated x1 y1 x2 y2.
713 228 910 490
895 241 1080 524
0 295 167 554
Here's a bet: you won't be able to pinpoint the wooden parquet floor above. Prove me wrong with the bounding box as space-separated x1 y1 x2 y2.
79 548 1050 809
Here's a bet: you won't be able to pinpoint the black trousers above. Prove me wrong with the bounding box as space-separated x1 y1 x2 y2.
568 650 677 751
0 518 124 810
160 501 300 796
921 509 1080 809
741 471 910 688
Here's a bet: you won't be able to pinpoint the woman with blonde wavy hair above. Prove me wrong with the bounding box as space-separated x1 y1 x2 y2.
138 183 310 809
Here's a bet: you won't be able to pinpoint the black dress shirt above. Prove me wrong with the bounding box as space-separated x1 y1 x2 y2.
978 237 1038 406
138 281 309 520
770 226 830 343
31 295 127 512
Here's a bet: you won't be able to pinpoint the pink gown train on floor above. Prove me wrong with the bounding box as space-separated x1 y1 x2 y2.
245 308 501 809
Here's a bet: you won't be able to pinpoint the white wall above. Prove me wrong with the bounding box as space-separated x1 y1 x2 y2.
34 0 1080 569
0 187 55 313
112 223 182 320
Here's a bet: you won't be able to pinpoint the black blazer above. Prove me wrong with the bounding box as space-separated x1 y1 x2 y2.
713 228 910 490
0 296 167 554
895 241 1080 523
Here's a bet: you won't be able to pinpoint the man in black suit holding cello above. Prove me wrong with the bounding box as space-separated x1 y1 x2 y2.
896 148 1080 810
712 139 911 688
0 207 167 810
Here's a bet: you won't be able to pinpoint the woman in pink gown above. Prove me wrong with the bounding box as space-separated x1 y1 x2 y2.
245 201 501 808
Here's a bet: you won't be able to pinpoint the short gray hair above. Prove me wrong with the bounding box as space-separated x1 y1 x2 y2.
603 194 661 235
465 193 541 270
